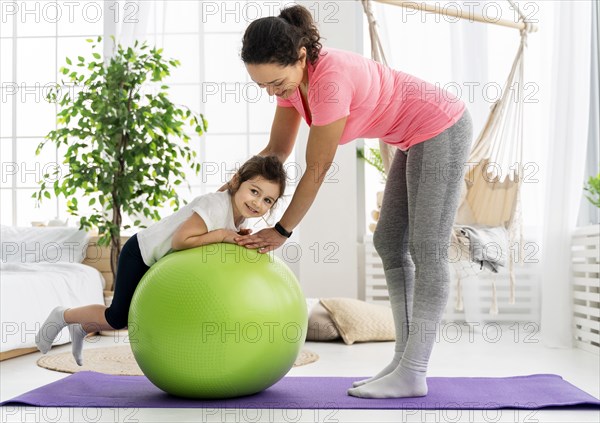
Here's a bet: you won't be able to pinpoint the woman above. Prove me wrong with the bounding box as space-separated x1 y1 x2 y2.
235 5 472 399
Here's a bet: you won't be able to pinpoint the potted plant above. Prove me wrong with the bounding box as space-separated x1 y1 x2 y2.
35 36 207 291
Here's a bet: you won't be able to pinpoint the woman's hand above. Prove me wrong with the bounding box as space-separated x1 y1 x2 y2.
235 228 287 253
217 173 239 193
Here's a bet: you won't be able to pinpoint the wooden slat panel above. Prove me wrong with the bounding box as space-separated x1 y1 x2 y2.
573 290 600 302
574 304 600 318
574 329 600 343
573 225 600 237
571 237 600 247
571 249 600 259
573 277 600 288
573 263 600 274
574 316 600 331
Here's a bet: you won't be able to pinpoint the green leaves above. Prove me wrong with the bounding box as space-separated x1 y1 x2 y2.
584 173 600 208
357 147 387 182
35 37 208 278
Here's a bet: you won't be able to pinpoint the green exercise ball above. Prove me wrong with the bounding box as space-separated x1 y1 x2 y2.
128 243 307 399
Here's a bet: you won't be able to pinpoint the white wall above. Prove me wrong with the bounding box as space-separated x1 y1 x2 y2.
291 1 363 298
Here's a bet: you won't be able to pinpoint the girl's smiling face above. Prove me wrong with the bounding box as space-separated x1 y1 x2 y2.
232 176 281 221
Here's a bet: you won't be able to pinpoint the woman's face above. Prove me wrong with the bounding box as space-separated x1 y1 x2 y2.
245 49 307 99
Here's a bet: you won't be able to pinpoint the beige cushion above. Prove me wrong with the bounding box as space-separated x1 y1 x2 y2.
319 298 395 345
306 302 341 341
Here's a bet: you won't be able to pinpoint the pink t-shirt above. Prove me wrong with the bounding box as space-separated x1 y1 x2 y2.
277 47 465 150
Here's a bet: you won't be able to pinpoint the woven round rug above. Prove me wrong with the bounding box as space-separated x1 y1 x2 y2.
37 345 319 375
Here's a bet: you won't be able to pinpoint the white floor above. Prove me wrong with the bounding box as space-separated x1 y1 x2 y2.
1 323 599 423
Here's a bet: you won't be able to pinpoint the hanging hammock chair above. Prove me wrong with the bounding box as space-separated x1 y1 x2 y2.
361 0 537 312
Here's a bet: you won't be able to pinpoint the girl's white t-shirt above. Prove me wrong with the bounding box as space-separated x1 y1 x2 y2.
137 191 245 266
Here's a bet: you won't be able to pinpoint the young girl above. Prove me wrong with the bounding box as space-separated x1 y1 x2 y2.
36 155 287 365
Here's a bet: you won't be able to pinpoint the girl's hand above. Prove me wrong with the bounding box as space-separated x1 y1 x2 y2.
237 228 253 236
235 227 287 253
222 229 242 244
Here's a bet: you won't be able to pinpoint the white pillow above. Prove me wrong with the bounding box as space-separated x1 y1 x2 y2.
1 225 90 264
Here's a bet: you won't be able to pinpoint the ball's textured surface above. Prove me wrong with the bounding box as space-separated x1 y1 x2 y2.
128 244 307 399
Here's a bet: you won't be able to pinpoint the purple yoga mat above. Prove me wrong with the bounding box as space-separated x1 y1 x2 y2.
2 372 599 409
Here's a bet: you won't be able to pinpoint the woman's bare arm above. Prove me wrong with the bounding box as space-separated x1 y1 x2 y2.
235 116 348 252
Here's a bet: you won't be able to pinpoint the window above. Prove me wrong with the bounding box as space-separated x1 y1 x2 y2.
1 1 104 226
1 1 294 229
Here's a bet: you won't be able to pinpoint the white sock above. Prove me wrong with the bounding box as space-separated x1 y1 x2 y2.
35 306 67 354
347 363 428 399
353 266 414 388
68 324 87 366
348 317 435 399
352 350 403 388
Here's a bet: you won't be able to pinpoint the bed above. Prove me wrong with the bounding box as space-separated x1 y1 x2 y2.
0 226 105 360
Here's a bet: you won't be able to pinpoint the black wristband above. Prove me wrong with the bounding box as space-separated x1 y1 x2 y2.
274 222 293 238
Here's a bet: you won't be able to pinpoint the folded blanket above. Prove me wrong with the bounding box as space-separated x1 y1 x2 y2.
456 225 509 273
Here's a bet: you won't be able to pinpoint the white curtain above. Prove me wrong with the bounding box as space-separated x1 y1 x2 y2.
540 1 592 348
103 1 152 47
447 4 490 147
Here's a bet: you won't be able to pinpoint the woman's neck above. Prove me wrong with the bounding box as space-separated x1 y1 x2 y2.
300 67 309 94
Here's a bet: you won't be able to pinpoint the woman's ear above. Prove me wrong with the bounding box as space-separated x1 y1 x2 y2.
298 47 307 67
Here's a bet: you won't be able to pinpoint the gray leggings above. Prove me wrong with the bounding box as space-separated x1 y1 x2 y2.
373 110 473 322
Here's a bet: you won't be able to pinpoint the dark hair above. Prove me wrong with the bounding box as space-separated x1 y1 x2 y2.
228 155 287 205
241 5 323 66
